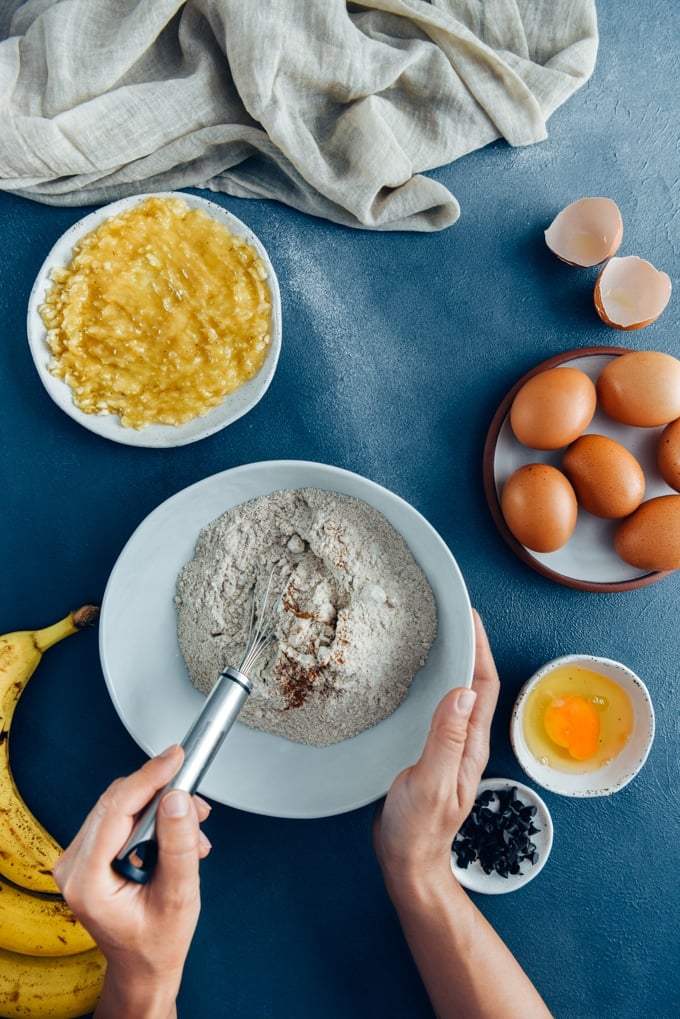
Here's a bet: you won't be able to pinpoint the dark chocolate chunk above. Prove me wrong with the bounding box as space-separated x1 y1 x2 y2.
452 786 542 879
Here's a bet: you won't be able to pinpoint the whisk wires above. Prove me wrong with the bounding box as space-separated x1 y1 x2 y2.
239 563 281 675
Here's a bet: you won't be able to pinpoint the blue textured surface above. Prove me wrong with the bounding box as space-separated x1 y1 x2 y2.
1 4 679 1018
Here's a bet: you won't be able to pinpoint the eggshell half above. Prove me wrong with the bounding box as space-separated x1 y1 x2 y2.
545 197 623 267
594 256 671 329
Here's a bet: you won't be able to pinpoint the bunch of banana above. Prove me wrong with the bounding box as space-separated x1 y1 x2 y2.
0 608 107 1019
0 946 106 1019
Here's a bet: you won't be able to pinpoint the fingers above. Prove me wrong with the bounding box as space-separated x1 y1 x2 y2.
153 789 202 903
414 686 478 803
55 746 185 887
93 747 185 849
371 799 384 843
193 795 212 824
471 609 500 707
55 748 184 910
372 610 501 883
115 745 185 816
406 611 499 808
190 796 213 858
463 611 500 777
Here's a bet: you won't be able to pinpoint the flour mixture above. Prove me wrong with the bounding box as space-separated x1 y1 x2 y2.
175 488 437 745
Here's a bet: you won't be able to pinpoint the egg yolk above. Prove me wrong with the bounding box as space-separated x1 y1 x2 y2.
543 695 600 761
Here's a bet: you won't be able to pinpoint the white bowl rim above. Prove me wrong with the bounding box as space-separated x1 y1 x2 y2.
510 654 655 797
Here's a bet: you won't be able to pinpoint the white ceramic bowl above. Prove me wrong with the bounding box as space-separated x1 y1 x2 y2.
26 192 282 448
100 460 475 818
451 778 553 894
510 655 655 797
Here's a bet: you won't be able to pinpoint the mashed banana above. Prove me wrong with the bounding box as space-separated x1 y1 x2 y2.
40 196 272 429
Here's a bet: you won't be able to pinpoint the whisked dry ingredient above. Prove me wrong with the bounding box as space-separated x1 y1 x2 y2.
175 488 437 746
39 195 272 429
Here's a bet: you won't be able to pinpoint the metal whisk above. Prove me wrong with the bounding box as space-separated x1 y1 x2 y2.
113 565 281 884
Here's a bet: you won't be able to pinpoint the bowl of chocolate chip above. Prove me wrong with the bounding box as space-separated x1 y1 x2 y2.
451 778 553 894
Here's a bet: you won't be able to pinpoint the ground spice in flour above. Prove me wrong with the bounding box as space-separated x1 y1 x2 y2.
175 488 437 746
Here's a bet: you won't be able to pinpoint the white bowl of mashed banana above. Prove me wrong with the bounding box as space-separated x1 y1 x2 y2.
100 461 476 818
26 192 281 447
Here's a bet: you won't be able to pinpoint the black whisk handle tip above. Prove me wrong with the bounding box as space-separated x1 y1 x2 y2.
112 839 158 884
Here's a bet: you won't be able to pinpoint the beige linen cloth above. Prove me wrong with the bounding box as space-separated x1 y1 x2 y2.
0 0 597 230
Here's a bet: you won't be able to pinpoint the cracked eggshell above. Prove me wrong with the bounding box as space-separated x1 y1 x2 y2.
545 197 623 267
594 255 672 329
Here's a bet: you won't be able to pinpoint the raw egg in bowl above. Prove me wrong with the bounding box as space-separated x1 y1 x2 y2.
510 655 654 797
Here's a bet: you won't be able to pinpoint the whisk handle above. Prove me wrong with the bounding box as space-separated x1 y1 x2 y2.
112 667 251 883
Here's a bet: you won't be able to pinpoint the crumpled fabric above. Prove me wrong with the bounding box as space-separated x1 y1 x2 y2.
0 0 598 230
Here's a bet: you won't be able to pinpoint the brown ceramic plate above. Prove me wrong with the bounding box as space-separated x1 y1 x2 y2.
483 346 673 592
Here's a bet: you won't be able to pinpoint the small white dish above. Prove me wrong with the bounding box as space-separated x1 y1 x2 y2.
451 778 553 894
26 192 282 448
99 460 475 818
510 654 655 797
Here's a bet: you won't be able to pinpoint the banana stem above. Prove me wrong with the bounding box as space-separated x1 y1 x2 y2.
34 606 100 653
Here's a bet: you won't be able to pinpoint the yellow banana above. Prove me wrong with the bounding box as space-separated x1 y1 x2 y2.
0 608 106 1016
0 874 96 956
0 606 99 895
0 944 106 1019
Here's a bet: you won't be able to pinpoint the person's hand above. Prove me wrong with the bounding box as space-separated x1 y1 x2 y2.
372 613 552 1019
372 610 500 893
53 745 211 1018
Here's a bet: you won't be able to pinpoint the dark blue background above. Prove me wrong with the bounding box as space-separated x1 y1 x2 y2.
1 3 678 1017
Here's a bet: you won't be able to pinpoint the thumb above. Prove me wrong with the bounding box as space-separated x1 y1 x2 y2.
417 687 477 785
153 789 200 897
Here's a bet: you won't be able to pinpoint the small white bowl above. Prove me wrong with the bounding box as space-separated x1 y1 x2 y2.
510 655 655 797
26 192 282 448
451 778 553 895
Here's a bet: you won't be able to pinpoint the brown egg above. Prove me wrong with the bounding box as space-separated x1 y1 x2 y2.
658 418 680 493
501 464 578 553
544 197 623 267
510 367 597 450
562 434 645 519
594 256 671 329
614 495 680 571
597 351 680 427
